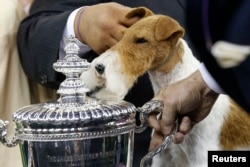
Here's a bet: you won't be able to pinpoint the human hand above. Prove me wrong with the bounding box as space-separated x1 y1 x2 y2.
148 70 219 151
75 2 140 54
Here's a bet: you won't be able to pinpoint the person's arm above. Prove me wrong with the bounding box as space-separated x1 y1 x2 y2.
148 69 219 149
18 1 139 88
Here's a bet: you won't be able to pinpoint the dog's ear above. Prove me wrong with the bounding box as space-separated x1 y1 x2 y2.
125 7 154 19
155 16 185 42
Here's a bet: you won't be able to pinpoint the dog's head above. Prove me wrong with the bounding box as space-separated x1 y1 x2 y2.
80 7 184 100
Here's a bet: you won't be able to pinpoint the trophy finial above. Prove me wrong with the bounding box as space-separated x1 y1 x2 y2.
64 35 80 55
53 35 91 104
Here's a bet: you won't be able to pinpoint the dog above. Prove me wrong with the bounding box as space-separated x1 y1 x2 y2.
80 7 250 167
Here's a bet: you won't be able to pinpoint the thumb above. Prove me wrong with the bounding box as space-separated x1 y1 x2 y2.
149 131 164 151
153 91 177 136
160 100 177 136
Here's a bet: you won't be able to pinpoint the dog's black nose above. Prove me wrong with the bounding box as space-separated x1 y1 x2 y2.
95 64 105 75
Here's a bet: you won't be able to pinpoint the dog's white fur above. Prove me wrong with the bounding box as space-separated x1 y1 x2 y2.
82 50 130 100
80 8 250 167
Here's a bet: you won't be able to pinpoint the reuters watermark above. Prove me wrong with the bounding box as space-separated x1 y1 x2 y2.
208 151 249 167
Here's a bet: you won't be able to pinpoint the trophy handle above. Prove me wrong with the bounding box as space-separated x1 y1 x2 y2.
0 120 20 147
135 100 178 167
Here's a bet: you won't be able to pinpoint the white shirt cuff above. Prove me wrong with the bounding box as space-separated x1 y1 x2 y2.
24 3 31 14
198 63 224 94
59 7 91 59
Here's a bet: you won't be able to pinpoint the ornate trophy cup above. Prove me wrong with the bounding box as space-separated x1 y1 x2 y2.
0 37 176 167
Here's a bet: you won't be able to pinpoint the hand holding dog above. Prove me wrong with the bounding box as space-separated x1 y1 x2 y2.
148 70 219 150
75 2 139 54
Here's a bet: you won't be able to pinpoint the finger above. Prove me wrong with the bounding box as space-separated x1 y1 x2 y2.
178 116 192 135
172 117 191 144
160 103 177 135
148 114 161 131
110 25 127 41
120 16 140 27
108 36 119 46
95 37 117 54
173 132 185 144
148 131 164 151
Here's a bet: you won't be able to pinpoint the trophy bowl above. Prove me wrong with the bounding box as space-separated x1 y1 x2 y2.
12 99 136 167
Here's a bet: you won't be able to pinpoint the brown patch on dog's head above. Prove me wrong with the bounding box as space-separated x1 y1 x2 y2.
113 15 185 81
126 7 154 19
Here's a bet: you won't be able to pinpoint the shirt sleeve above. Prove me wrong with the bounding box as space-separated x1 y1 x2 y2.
59 7 91 59
198 63 225 94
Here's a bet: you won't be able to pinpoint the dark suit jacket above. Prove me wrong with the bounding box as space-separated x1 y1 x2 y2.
187 0 250 112
17 0 194 166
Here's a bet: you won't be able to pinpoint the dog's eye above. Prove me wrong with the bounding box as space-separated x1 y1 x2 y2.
135 38 148 44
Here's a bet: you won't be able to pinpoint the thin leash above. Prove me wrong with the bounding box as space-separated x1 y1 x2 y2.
140 119 179 167
152 39 181 71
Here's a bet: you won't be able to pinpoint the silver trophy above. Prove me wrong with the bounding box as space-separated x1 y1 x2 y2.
0 36 176 167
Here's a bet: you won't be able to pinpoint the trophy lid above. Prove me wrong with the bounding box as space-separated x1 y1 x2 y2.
11 36 136 141
12 99 136 128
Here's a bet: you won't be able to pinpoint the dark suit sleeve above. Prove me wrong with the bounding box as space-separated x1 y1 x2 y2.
186 0 250 112
17 0 99 88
